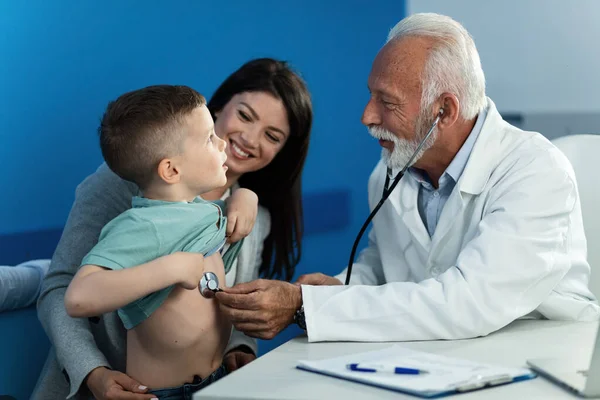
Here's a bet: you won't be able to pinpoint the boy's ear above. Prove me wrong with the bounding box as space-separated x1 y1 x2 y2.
157 158 181 184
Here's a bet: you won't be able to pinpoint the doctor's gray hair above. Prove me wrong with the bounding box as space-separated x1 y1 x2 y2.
387 13 486 120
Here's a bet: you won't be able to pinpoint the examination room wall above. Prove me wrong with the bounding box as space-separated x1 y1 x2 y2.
407 0 600 139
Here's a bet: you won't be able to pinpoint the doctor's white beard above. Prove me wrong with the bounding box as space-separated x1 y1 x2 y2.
368 112 438 170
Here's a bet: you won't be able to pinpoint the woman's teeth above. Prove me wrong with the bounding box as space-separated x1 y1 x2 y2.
232 142 250 158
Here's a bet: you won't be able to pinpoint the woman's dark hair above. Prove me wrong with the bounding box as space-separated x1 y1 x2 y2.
208 58 312 281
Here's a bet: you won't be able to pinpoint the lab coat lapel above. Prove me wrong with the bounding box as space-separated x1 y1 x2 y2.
429 188 465 255
394 175 432 252
429 98 506 257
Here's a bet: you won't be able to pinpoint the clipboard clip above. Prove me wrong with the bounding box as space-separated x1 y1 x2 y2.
455 374 513 392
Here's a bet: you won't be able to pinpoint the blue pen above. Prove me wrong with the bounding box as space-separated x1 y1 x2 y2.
347 363 428 375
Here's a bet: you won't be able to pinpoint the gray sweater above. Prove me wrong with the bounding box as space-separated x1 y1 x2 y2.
33 164 270 399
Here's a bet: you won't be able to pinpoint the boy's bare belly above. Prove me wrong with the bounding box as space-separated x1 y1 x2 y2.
126 253 231 389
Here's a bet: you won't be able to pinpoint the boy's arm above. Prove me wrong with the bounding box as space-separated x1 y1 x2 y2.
224 188 259 243
65 252 204 317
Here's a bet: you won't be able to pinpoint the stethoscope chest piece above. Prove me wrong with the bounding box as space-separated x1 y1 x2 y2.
199 271 222 298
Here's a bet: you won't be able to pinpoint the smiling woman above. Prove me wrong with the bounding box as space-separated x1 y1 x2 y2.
207 58 313 281
215 92 290 182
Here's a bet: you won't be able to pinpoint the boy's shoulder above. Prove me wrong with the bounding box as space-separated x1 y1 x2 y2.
105 196 218 222
129 196 222 221
97 196 223 246
131 196 223 235
96 206 156 242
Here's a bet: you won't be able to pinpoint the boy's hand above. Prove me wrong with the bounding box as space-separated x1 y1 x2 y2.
171 252 205 290
225 188 258 243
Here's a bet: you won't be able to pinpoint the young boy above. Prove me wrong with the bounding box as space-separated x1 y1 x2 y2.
64 85 257 398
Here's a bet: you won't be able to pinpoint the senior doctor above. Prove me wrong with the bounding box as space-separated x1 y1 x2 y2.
216 13 600 342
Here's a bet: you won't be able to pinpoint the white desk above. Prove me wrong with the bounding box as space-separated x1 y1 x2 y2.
195 320 597 400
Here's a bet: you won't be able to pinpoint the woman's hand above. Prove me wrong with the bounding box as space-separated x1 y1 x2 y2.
295 273 343 286
225 188 258 243
216 279 302 339
86 367 157 400
223 346 257 372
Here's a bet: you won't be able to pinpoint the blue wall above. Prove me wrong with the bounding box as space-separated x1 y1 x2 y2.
0 0 405 363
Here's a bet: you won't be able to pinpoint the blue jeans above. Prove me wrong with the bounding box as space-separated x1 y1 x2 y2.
148 365 227 400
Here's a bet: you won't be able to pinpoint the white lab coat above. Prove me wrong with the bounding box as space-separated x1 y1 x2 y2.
302 98 599 342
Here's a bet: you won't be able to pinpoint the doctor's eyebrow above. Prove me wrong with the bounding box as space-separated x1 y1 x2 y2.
367 84 403 102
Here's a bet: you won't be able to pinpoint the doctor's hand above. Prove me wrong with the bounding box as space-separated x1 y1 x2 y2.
295 273 342 286
225 188 258 243
215 279 302 340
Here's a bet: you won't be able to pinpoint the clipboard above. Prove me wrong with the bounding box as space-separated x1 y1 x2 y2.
296 345 536 398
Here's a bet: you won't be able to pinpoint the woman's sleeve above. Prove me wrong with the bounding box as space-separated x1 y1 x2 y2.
36 163 138 398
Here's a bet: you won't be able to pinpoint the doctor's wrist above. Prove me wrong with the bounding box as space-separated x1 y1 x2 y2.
292 285 306 330
292 284 303 310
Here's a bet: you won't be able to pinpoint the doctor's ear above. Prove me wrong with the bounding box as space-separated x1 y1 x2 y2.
435 93 460 129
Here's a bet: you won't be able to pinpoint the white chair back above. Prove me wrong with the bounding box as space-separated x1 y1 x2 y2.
552 134 600 298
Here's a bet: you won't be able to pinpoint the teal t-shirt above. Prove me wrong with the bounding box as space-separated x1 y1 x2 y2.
81 196 242 329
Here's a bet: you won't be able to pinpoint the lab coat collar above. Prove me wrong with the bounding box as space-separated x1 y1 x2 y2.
457 98 507 195
385 98 505 196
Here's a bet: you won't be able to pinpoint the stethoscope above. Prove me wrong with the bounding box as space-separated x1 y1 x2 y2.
344 108 444 285
199 271 223 298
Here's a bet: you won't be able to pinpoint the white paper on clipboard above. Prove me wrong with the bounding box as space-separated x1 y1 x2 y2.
297 345 536 398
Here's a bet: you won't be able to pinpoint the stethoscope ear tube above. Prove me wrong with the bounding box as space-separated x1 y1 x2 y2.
344 170 403 285
344 113 442 285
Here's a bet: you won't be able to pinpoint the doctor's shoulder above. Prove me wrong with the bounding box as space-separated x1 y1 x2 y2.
485 129 576 200
509 130 573 176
